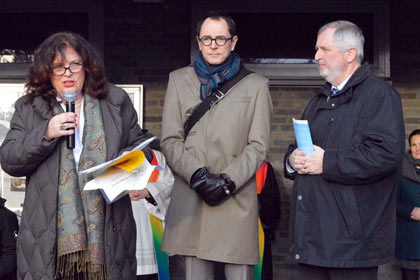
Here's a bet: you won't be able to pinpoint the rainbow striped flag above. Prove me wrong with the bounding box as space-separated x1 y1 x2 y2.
254 218 265 280
149 214 170 280
148 151 170 280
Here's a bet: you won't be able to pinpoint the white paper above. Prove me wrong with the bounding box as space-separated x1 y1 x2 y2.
84 161 157 204
81 136 158 204
79 136 156 175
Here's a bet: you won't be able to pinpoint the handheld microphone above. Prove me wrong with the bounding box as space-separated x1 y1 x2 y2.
64 91 76 149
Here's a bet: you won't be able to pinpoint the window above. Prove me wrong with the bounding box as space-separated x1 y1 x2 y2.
0 1 104 82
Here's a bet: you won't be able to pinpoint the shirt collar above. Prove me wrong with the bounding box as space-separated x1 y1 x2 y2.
333 73 353 91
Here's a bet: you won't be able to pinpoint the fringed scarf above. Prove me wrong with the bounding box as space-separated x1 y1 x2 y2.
54 94 107 280
402 151 420 184
193 52 241 100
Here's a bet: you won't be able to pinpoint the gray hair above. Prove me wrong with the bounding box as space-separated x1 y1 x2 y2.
318 20 364 63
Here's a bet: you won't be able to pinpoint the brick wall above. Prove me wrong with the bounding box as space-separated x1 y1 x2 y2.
104 0 420 279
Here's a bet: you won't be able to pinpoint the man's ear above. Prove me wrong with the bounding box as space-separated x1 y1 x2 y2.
197 36 202 51
231 35 238 51
346 47 357 63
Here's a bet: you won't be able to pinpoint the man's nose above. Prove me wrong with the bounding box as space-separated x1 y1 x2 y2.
210 40 218 48
314 50 321 61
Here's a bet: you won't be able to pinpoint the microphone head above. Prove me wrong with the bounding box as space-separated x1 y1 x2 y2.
64 91 77 102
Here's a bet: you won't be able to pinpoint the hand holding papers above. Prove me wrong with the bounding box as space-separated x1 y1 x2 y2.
81 137 160 204
293 118 314 155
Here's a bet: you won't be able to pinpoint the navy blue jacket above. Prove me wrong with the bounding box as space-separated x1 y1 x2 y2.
284 63 405 267
396 175 420 260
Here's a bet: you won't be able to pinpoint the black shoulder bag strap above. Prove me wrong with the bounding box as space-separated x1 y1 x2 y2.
183 67 253 140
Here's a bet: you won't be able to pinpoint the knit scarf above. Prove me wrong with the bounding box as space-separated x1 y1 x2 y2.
402 151 420 184
193 52 241 100
55 94 107 280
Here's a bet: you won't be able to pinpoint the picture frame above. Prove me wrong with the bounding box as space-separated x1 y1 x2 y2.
117 84 144 128
0 83 143 211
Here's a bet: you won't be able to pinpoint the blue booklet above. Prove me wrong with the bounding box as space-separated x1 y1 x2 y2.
293 118 314 155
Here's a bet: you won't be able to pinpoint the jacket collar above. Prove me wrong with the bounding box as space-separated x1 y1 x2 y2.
320 62 371 98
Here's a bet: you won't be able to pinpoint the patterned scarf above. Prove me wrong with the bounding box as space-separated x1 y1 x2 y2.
193 52 241 100
402 151 420 184
55 94 107 280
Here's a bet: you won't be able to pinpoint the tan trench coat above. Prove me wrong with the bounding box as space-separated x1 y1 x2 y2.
160 66 272 264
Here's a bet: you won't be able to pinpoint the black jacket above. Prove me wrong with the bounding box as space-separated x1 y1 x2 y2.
0 197 18 280
396 165 420 260
284 63 405 267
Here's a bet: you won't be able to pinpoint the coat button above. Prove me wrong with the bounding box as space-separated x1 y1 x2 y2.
295 254 300 260
297 195 303 201
113 227 116 231
332 103 335 107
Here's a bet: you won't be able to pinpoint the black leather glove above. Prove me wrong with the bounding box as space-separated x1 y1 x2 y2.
190 167 236 206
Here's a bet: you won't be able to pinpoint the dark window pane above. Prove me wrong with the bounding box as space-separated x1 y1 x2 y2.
232 12 374 64
0 13 89 63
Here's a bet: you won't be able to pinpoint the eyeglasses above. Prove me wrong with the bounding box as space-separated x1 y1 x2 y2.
199 36 233 46
51 62 83 76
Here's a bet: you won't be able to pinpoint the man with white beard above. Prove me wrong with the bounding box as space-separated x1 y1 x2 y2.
285 20 405 280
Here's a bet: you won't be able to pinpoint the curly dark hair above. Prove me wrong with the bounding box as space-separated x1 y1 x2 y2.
25 32 108 106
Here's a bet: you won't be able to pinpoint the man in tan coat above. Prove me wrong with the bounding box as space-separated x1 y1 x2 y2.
160 10 272 280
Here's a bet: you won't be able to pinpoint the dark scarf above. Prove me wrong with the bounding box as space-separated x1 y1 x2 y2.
402 151 420 184
193 52 241 100
54 94 107 280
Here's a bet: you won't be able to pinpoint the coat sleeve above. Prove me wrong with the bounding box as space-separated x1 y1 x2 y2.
0 212 17 278
160 72 204 183
143 150 174 220
322 86 405 185
222 77 273 189
0 98 58 177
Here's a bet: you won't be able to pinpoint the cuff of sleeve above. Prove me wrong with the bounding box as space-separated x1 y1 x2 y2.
144 184 166 220
322 148 338 179
397 204 416 221
29 120 57 152
285 159 296 174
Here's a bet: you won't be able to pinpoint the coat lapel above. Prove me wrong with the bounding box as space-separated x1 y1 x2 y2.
186 67 201 99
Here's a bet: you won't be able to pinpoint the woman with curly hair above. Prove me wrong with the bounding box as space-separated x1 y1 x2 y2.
0 32 150 280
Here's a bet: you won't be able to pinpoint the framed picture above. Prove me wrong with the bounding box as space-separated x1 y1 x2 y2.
10 178 25 192
117 84 144 128
0 83 143 211
0 83 25 211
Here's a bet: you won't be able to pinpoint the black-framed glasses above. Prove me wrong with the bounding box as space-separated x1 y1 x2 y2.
199 36 233 46
51 62 83 76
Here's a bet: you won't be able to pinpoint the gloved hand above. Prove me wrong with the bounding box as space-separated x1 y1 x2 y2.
190 167 236 206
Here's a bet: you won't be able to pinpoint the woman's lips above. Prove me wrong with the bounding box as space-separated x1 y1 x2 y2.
63 81 75 87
